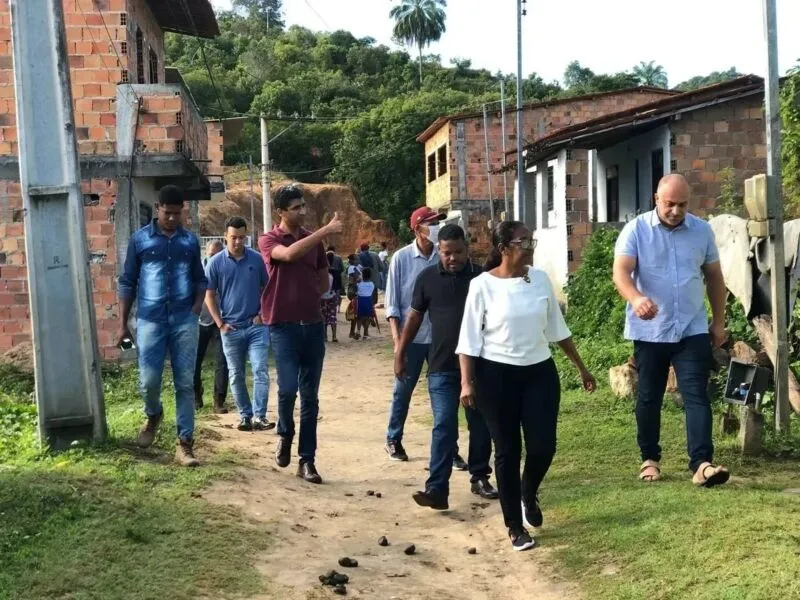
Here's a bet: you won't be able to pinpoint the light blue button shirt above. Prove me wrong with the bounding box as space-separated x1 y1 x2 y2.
615 210 720 343
385 241 439 344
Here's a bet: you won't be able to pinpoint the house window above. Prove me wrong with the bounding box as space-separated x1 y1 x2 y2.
670 133 676 146
437 146 447 178
121 41 128 55
670 159 678 172
176 112 183 125
546 166 554 211
566 199 573 211
566 149 572 160
149 48 159 84
135 28 145 84
566 174 573 186
121 69 129 83
568 250 574 262
427 153 436 183
120 13 127 26
176 140 185 154
567 224 573 236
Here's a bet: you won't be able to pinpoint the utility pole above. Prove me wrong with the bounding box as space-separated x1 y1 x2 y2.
260 117 272 233
248 155 255 245
515 0 526 223
763 0 790 433
500 80 510 217
482 104 496 226
10 0 106 447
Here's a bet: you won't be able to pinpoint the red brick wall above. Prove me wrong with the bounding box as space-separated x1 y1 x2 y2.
565 149 590 272
126 0 165 85
206 121 224 177
443 90 672 204
0 179 120 359
670 94 766 214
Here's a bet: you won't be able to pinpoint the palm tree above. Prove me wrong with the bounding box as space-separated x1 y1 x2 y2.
633 61 669 88
390 0 447 86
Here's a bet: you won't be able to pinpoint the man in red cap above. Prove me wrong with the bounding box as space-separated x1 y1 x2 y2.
383 207 467 469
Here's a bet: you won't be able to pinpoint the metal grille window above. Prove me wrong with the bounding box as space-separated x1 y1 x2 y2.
120 13 127 26
567 224 573 236
176 112 183 125
566 174 573 186
135 28 145 84
176 140 185 154
546 166 554 211
566 199 573 211
121 69 129 83
120 41 127 55
568 250 574 262
149 48 159 84
566 149 572 160
670 159 678 172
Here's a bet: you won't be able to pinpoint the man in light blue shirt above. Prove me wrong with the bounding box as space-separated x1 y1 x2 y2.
613 174 730 488
205 217 273 433
384 206 443 461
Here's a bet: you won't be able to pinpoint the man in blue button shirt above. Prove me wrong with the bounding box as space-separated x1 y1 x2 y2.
613 174 730 487
204 217 273 433
118 185 207 467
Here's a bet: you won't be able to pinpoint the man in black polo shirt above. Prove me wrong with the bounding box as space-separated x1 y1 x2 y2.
394 224 497 510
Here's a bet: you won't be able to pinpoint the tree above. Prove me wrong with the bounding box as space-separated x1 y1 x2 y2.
563 60 595 90
781 62 800 216
676 67 742 91
563 61 638 95
633 60 668 88
390 0 447 87
232 0 284 29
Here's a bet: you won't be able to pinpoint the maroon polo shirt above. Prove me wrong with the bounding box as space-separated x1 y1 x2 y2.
259 226 328 325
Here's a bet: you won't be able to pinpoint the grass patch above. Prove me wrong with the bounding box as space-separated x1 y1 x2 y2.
543 388 800 600
0 361 270 600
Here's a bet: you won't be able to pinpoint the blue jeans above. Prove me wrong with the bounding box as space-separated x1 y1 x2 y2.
270 322 326 464
137 312 199 441
634 333 714 472
220 323 270 419
427 371 492 496
386 342 429 443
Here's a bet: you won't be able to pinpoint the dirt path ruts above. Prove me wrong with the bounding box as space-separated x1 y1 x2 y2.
202 312 578 600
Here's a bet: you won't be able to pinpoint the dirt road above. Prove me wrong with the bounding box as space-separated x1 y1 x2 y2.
203 315 577 600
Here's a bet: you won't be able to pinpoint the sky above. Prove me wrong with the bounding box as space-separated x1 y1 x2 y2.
211 0 800 86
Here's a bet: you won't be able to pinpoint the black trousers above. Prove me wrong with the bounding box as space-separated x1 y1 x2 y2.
474 357 560 528
194 324 228 400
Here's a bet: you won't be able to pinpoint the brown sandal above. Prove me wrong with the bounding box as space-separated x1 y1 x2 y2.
639 460 662 482
692 462 730 488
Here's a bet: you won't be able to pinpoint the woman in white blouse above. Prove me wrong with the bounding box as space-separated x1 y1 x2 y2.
456 221 596 552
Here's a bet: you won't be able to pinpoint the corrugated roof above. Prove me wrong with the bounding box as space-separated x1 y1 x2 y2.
415 86 680 144
501 75 764 171
145 0 220 39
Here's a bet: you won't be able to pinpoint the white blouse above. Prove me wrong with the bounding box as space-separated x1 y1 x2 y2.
456 266 571 367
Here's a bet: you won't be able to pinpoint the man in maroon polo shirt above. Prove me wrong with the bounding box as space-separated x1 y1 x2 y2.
259 184 343 484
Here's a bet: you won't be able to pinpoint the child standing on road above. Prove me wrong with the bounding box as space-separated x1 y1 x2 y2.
347 270 361 340
357 267 378 339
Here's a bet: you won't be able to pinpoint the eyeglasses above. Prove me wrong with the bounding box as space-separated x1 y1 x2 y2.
508 237 537 250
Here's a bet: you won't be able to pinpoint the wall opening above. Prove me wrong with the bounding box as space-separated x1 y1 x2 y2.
149 48 159 84
135 28 145 84
427 153 436 183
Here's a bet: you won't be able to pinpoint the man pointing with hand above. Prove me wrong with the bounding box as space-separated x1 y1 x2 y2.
613 174 729 488
259 184 343 484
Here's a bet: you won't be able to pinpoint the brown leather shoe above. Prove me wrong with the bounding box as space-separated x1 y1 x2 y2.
136 412 163 448
297 461 322 484
175 438 200 467
275 436 291 468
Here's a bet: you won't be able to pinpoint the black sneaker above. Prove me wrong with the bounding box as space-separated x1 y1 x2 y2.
385 440 408 461
412 489 449 510
253 417 276 431
237 417 253 431
508 524 536 551
275 436 291 468
522 495 543 528
453 454 468 471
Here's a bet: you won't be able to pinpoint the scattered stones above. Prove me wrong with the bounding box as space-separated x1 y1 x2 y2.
375 492 382 498
378 536 389 547
404 544 416 555
467 547 477 555
333 584 347 595
344 493 353 497
319 570 349 586
445 567 452 573
338 557 359 568
366 490 375 496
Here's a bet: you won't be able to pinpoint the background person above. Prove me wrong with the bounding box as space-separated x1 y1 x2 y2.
321 267 339 343
205 217 273 432
118 185 206 468
357 267 378 339
259 184 343 484
194 239 229 414
457 220 596 551
612 174 729 488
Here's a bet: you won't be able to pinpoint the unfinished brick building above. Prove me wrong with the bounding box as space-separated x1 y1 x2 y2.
0 0 219 358
416 87 678 255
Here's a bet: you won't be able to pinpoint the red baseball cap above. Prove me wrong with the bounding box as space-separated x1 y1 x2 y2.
409 206 446 229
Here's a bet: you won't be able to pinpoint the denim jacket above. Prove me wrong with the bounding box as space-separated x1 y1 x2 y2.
118 221 207 323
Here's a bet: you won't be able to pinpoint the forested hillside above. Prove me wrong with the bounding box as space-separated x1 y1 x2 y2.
166 0 797 231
